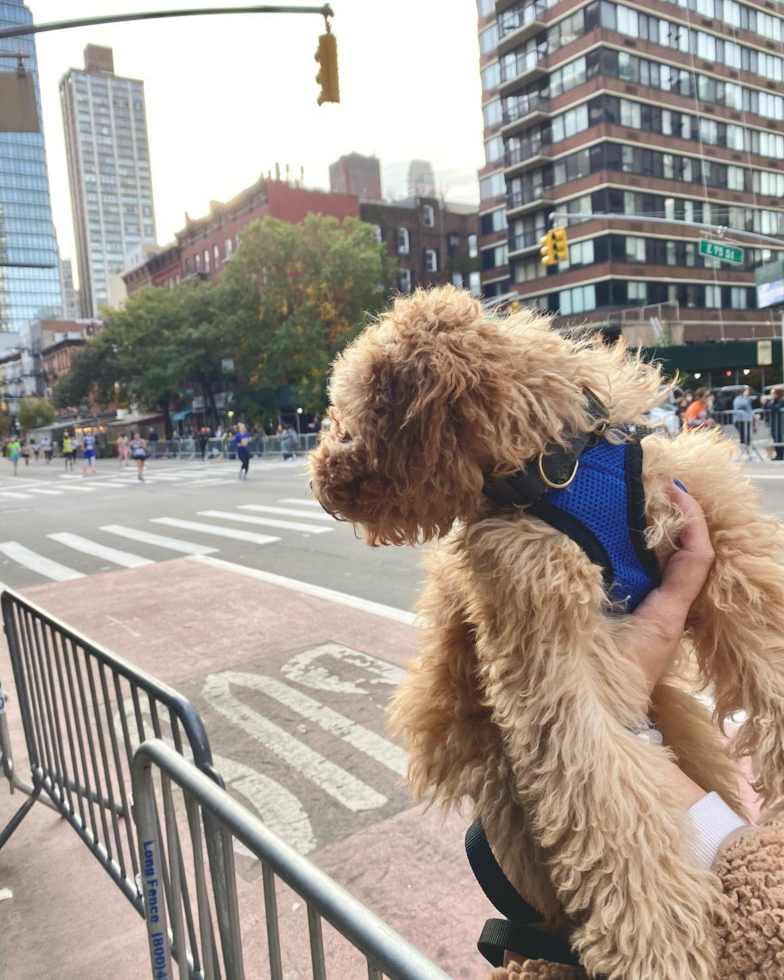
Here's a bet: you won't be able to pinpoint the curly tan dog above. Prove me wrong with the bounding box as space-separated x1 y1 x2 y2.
309 285 784 980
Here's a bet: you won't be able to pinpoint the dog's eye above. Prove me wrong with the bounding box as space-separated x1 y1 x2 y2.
339 431 352 444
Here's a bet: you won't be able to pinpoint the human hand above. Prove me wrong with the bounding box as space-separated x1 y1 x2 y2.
631 484 715 696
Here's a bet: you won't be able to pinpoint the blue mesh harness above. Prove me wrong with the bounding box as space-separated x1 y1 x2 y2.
546 437 659 610
482 401 661 613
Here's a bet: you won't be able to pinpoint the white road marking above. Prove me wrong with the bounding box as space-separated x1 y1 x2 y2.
279 498 321 507
97 481 131 488
59 485 96 492
0 492 32 500
218 670 407 776
187 555 417 626
100 524 218 555
213 752 316 856
204 672 387 812
151 517 280 546
28 488 63 496
99 524 218 556
47 532 154 569
198 510 332 535
188 478 235 486
749 474 784 480
281 643 407 695
239 505 334 522
0 541 85 582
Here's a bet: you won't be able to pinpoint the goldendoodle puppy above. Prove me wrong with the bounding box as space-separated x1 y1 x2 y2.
309 285 783 980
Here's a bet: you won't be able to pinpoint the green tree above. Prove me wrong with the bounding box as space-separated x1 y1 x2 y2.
222 213 395 411
17 397 55 432
174 283 231 429
53 289 187 436
51 332 119 412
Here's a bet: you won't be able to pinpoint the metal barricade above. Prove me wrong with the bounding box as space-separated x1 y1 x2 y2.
133 738 453 980
0 586 239 971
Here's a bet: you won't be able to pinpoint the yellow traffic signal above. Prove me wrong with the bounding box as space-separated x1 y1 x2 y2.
552 227 569 263
315 31 340 106
539 231 557 266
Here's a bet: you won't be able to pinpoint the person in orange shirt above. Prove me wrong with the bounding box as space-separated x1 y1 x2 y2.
683 387 715 429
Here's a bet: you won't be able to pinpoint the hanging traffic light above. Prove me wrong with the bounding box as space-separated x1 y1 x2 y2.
552 227 569 263
315 31 340 106
539 231 557 266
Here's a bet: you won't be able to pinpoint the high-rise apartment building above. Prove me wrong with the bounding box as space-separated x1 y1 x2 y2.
60 257 79 318
476 0 784 340
60 45 157 316
0 0 63 345
408 160 436 198
329 153 383 200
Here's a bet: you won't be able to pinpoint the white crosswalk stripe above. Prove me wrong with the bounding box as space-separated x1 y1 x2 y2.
279 498 322 507
0 491 32 500
239 505 334 522
59 485 96 492
48 532 154 568
100 525 218 556
198 510 332 534
28 488 63 496
0 541 86 582
151 517 280 545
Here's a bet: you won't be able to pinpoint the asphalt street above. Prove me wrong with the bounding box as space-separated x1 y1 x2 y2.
0 453 425 609
1 450 783 602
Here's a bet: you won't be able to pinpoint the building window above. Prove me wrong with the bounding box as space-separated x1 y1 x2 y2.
468 234 479 258
396 228 410 254
225 237 233 261
423 205 435 228
185 258 192 275
559 283 596 316
628 281 648 304
194 254 201 273
731 286 748 309
424 249 439 273
203 249 211 274
452 272 464 289
485 136 504 165
448 233 460 258
398 269 412 292
469 271 482 296
480 172 506 200
372 225 383 244
213 244 220 268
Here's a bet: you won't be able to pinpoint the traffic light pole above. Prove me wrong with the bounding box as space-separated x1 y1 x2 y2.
549 211 784 250
0 4 334 42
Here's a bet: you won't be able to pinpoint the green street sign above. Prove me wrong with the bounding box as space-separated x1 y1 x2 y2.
699 239 744 265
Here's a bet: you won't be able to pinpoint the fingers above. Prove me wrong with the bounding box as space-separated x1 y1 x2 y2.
658 484 715 608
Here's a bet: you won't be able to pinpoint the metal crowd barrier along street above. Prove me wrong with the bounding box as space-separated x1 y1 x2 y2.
0 586 239 969
133 738 453 980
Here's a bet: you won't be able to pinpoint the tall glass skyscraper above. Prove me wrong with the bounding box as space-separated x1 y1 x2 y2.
60 45 157 316
0 0 63 342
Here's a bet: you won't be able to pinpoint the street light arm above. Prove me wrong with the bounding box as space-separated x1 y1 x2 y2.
0 5 335 42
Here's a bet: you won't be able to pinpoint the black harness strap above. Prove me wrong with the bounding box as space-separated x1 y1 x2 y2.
466 820 581 969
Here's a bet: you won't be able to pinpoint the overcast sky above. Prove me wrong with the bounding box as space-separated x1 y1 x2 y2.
26 0 485 281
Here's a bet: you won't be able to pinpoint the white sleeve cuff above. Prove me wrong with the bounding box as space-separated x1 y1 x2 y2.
687 791 747 871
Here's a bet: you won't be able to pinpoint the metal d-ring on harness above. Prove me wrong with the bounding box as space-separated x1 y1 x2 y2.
474 392 663 969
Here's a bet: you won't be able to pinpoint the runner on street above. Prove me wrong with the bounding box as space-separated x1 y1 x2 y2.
82 428 97 475
234 422 252 480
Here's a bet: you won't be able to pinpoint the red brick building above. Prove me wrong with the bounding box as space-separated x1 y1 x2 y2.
123 178 360 295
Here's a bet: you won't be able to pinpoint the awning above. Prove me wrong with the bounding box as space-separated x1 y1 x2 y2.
172 408 193 422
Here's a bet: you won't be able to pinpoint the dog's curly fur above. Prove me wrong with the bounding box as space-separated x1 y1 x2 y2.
309 286 784 980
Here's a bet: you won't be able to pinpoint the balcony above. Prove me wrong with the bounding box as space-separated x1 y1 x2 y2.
506 185 555 219
499 50 548 98
501 95 551 137
497 0 548 55
508 229 546 258
504 139 553 176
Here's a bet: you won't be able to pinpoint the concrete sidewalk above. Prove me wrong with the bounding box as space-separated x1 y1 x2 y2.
0 558 494 980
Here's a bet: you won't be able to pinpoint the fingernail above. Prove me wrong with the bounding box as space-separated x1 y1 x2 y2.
673 479 689 494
